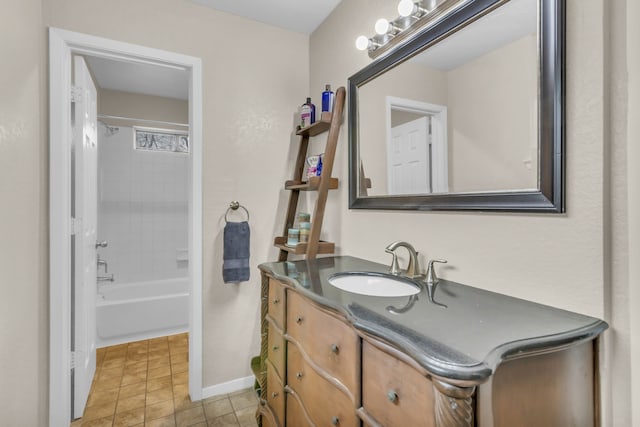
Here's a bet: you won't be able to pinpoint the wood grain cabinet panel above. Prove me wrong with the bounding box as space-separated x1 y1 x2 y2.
260 408 278 427
266 361 285 426
362 341 436 427
259 273 603 427
286 389 313 427
268 278 286 328
287 343 360 427
286 290 360 397
267 320 285 379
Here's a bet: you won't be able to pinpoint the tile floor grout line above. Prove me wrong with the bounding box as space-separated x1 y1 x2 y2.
75 333 258 426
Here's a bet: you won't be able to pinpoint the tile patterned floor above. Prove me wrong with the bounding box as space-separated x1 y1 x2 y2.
70 333 259 427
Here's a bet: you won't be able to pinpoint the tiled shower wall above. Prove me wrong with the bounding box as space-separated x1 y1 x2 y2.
97 125 188 285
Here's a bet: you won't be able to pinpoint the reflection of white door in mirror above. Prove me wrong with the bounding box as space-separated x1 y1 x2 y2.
386 97 448 195
389 117 430 194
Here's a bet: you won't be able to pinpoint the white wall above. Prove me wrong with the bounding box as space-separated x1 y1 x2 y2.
0 0 636 425
628 0 640 422
0 0 47 426
99 89 189 131
98 125 189 284
312 0 605 315
310 0 632 425
42 0 309 393
447 34 538 192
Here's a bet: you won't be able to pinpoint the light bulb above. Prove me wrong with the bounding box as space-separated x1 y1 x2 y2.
398 0 415 17
355 35 370 51
375 18 390 35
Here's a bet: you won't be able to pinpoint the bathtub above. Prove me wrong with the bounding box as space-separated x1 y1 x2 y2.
96 278 189 347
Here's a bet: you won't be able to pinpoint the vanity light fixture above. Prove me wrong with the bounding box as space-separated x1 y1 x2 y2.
355 35 380 51
374 18 399 35
398 0 429 17
355 0 466 58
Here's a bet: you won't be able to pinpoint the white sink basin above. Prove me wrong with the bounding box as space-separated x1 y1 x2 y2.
328 272 421 297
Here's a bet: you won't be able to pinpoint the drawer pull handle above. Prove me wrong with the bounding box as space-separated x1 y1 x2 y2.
296 316 304 324
387 390 398 403
272 298 280 304
271 391 279 398
330 344 339 354
296 372 304 379
272 345 279 351
331 416 340 425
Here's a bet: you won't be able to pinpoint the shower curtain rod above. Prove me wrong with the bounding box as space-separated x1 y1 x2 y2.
97 114 189 128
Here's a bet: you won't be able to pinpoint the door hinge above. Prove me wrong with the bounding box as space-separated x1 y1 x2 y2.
70 217 82 235
70 351 76 370
70 85 83 103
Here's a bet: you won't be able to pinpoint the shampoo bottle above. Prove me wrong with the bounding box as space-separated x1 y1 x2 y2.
306 97 316 124
300 99 311 128
322 84 335 113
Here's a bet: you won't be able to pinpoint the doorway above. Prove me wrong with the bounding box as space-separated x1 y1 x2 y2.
49 28 203 427
385 96 449 194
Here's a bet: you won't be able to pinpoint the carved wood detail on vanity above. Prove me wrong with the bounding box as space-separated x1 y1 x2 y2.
432 379 475 427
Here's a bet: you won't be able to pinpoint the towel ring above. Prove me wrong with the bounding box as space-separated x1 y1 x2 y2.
225 201 250 223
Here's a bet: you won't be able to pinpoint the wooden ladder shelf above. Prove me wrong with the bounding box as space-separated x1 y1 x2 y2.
275 86 346 261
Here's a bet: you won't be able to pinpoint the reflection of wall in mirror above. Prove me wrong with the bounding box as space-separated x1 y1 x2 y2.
358 62 447 196
391 110 424 127
447 33 538 193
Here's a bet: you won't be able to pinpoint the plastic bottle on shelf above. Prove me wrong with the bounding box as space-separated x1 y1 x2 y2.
300 101 311 128
322 85 335 113
300 97 316 127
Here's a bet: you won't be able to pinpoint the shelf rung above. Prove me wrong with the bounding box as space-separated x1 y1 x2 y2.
274 237 335 255
296 112 332 137
285 177 338 191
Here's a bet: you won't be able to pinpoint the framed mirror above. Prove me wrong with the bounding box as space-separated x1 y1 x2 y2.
348 0 564 212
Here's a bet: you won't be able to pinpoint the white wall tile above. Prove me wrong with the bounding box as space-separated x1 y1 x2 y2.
98 125 188 284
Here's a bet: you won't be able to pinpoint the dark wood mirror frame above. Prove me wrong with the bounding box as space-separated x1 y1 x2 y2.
348 0 565 212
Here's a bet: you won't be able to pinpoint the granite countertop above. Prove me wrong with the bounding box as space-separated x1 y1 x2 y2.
258 256 608 383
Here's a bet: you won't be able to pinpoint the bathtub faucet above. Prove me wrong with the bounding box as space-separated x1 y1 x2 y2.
97 274 114 282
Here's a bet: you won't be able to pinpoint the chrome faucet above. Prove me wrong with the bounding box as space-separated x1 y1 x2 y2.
385 241 420 279
97 256 108 273
426 259 447 286
425 259 448 309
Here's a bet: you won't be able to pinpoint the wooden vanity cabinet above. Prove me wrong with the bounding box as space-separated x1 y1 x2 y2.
260 276 361 427
287 343 360 427
259 274 600 427
286 290 361 398
360 341 436 427
260 278 287 427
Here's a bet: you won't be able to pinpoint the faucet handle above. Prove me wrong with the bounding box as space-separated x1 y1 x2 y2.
426 259 447 285
385 248 401 275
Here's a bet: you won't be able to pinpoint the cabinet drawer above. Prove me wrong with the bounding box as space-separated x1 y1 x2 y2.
287 291 360 397
260 407 278 427
268 278 286 328
267 320 285 379
266 361 285 426
286 389 312 427
362 340 435 427
287 343 359 427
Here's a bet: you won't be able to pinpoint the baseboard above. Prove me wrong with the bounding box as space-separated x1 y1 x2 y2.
202 375 255 399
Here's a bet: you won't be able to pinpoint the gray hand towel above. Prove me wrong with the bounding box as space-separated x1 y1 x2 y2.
223 221 250 283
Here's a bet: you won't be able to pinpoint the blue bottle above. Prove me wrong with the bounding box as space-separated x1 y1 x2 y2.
322 84 335 113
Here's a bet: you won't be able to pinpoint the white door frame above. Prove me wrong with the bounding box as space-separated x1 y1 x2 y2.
49 28 203 426
386 96 449 193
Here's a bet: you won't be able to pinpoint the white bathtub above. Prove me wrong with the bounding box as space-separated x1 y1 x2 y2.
96 278 189 348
